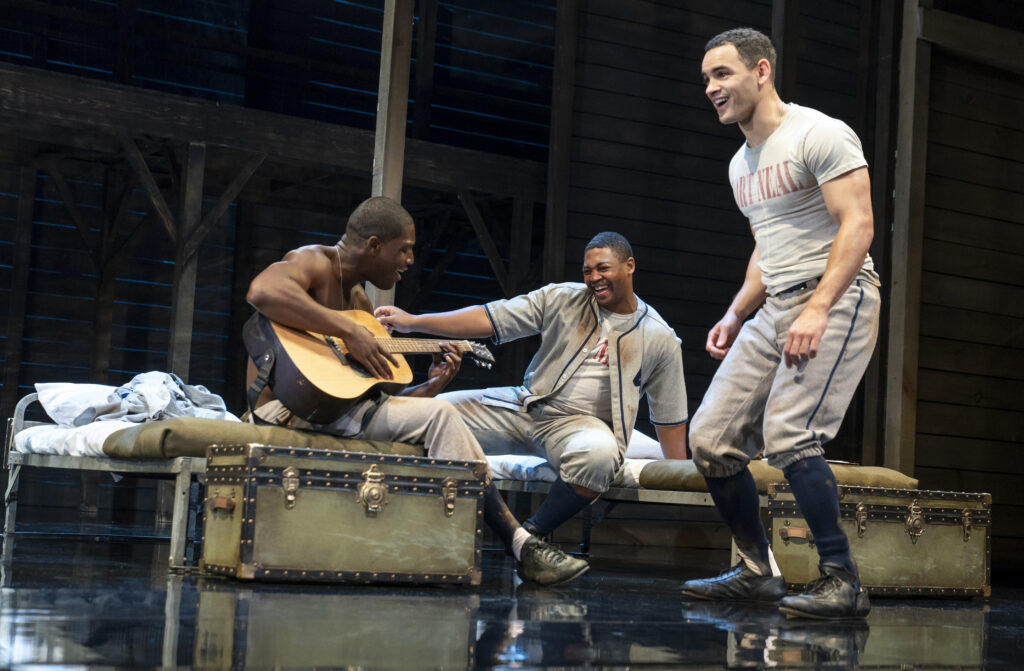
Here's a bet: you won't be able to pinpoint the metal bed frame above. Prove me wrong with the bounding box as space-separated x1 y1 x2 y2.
3 393 204 570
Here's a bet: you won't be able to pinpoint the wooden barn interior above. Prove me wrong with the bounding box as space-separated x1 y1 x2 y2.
0 0 1022 667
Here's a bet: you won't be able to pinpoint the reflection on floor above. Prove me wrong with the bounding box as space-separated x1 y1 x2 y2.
0 532 1019 669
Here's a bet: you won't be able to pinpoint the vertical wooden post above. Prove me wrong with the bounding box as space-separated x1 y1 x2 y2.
771 0 800 99
860 0 900 466
509 197 534 383
542 0 578 284
1 168 37 419
367 0 414 308
167 142 206 380
884 0 931 474
91 168 131 383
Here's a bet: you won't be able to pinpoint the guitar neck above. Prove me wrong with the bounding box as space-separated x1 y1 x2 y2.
375 338 471 355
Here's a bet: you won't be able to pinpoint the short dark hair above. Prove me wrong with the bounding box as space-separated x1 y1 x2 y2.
345 197 413 242
585 231 633 262
705 28 777 82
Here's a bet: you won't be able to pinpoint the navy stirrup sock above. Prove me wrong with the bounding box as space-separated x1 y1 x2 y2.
525 478 594 535
482 484 518 551
704 468 771 571
783 456 856 576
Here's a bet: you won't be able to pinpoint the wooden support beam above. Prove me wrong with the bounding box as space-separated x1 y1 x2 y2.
167 141 205 380
510 198 534 292
459 189 511 298
91 265 116 383
854 0 874 139
0 62 545 200
367 0 414 308
182 151 265 263
373 0 413 203
91 168 135 383
1 168 37 419
119 134 178 243
412 0 438 139
543 0 579 284
920 6 1024 76
771 0 801 99
884 0 932 475
508 197 535 382
861 0 900 466
41 161 96 263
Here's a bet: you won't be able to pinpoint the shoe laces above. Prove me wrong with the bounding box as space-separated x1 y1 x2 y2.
805 574 843 595
531 539 570 565
720 561 747 576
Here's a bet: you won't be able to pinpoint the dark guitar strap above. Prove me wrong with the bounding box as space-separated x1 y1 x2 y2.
242 312 277 424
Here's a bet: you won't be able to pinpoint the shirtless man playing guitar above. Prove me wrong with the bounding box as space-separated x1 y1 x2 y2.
243 196 588 585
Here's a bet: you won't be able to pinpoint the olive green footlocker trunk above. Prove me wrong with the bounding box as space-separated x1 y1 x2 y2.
768 484 991 596
200 444 487 585
193 581 479 669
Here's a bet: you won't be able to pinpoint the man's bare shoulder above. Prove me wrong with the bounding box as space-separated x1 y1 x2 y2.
280 244 338 265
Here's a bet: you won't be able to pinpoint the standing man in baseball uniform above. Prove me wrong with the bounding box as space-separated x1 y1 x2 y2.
683 28 881 619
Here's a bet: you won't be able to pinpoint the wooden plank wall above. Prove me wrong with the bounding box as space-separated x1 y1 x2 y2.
0 1 557 416
912 52 1024 569
0 169 237 394
565 0 874 444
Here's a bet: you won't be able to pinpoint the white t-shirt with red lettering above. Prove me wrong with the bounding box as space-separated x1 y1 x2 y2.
728 103 879 295
544 307 637 422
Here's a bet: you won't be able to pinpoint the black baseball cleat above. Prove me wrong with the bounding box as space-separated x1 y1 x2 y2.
681 562 787 602
517 536 589 585
778 564 870 620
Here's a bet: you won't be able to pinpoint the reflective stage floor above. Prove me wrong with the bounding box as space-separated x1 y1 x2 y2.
0 531 1020 669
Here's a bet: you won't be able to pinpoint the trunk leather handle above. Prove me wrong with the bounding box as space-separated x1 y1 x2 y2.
209 494 236 514
779 523 814 545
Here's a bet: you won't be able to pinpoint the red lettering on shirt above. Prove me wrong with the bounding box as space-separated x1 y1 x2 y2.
733 160 809 208
781 160 802 192
592 338 610 366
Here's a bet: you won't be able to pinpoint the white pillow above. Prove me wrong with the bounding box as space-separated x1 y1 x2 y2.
625 431 664 460
14 420 135 457
34 383 118 427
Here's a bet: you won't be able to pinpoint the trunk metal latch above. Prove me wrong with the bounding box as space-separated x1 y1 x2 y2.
282 467 300 509
962 509 974 542
357 464 389 516
905 499 926 544
855 502 868 538
441 478 458 517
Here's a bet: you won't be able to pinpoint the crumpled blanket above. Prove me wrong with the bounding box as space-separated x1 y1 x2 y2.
73 371 238 425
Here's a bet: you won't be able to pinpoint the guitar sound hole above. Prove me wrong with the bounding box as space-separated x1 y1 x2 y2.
345 354 371 377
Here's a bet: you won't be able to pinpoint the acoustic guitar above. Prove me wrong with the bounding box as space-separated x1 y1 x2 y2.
246 310 494 425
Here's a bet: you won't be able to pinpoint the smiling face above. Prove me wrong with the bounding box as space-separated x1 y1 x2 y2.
367 223 415 290
582 247 636 314
701 43 767 128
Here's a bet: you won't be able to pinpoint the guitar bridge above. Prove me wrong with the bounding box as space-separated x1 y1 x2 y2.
319 334 348 365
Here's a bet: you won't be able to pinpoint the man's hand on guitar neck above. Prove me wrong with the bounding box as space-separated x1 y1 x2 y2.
403 343 463 398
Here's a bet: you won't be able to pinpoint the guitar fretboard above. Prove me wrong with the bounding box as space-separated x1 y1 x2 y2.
375 338 469 354
320 334 468 355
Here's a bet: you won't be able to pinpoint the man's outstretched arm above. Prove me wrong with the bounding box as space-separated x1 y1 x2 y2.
375 305 495 339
